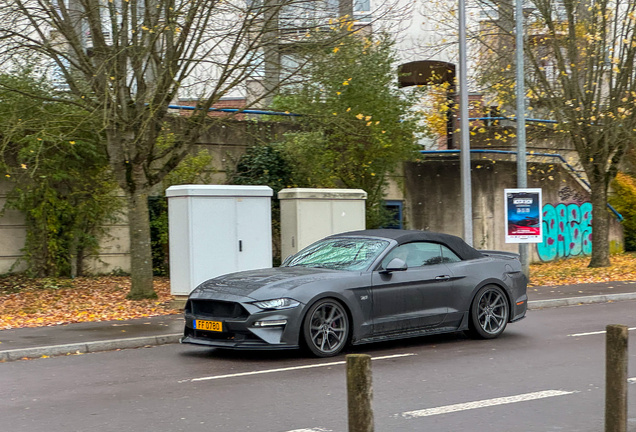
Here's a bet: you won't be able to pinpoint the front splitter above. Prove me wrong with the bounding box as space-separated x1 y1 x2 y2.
180 336 299 351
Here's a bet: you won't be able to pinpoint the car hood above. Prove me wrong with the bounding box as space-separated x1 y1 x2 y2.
189 266 351 301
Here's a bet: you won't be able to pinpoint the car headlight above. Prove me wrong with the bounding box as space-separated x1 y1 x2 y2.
253 298 300 310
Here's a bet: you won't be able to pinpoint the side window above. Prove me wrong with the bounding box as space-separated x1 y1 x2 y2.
415 243 445 266
380 242 445 268
380 244 415 269
441 245 462 263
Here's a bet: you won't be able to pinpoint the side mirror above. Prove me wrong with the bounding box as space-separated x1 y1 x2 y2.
381 258 408 274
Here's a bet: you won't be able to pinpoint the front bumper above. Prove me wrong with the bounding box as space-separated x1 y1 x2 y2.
181 297 304 350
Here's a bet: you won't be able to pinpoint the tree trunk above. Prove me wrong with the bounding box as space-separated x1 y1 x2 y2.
76 243 85 277
588 178 611 268
126 188 157 299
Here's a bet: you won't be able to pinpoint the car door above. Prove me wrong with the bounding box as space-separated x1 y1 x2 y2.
371 242 452 335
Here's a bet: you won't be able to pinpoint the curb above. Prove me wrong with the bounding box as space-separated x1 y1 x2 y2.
527 292 636 310
0 334 181 362
2 293 636 362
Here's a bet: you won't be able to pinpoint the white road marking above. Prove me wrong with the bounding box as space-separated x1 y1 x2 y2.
181 353 415 383
285 429 332 432
629 377 636 384
398 390 577 419
568 327 636 337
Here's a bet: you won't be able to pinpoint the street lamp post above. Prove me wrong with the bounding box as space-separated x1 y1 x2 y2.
515 0 529 276
459 0 473 246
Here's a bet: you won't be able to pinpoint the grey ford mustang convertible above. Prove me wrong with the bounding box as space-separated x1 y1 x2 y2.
181 229 527 357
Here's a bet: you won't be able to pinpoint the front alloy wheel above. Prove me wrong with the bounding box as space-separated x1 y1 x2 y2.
466 285 509 339
303 299 349 357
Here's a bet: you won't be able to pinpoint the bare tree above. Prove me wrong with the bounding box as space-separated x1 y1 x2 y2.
470 0 636 267
0 0 406 297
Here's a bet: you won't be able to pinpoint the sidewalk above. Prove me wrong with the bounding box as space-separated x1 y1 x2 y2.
2 281 636 362
0 315 184 362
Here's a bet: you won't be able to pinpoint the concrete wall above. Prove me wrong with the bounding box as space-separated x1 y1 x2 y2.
179 120 296 186
404 155 623 262
0 180 27 273
0 180 130 274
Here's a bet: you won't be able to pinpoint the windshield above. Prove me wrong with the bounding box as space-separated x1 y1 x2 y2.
283 238 389 271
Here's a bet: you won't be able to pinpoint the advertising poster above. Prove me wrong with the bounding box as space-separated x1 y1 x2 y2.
504 188 543 243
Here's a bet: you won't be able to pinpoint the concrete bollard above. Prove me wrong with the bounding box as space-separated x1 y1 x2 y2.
605 324 629 432
346 354 374 432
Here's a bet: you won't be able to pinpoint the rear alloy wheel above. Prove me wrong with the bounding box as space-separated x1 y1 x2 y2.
303 299 349 357
466 285 509 339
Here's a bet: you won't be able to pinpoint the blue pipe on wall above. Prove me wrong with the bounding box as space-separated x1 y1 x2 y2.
420 149 624 222
465 116 558 124
167 104 301 117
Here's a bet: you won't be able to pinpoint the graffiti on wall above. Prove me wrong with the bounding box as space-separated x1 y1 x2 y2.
536 202 593 261
557 186 588 204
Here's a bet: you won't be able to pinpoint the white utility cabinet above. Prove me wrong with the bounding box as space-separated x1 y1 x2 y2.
166 185 273 296
278 188 367 260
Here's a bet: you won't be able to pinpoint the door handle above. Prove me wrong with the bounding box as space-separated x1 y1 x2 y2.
435 275 450 281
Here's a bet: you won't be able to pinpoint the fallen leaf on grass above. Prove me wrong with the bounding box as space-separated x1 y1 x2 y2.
529 253 636 287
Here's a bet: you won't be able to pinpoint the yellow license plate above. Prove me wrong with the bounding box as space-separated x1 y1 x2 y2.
195 320 223 332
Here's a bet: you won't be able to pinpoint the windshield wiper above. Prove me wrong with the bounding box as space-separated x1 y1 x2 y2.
287 263 330 269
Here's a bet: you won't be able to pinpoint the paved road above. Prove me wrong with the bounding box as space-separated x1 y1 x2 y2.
2 301 636 432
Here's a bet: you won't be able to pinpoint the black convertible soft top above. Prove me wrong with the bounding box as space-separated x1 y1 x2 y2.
331 229 484 260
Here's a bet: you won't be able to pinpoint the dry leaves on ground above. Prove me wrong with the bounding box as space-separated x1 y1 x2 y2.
0 276 180 329
529 253 636 286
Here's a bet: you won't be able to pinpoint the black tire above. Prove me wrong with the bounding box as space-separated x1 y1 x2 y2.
302 298 350 357
465 284 509 339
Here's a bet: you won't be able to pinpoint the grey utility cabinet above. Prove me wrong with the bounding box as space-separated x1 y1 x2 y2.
166 185 273 297
278 188 367 261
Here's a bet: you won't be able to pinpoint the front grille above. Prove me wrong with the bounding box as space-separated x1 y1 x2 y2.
184 326 260 342
190 299 249 319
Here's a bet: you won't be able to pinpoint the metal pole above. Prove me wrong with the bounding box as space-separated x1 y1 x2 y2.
515 0 529 276
459 0 473 246
347 354 374 432
605 325 628 432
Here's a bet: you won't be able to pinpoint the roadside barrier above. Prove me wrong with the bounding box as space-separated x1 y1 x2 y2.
606 324 629 432
347 354 374 432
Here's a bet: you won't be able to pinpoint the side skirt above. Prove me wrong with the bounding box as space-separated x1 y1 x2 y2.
353 325 461 345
